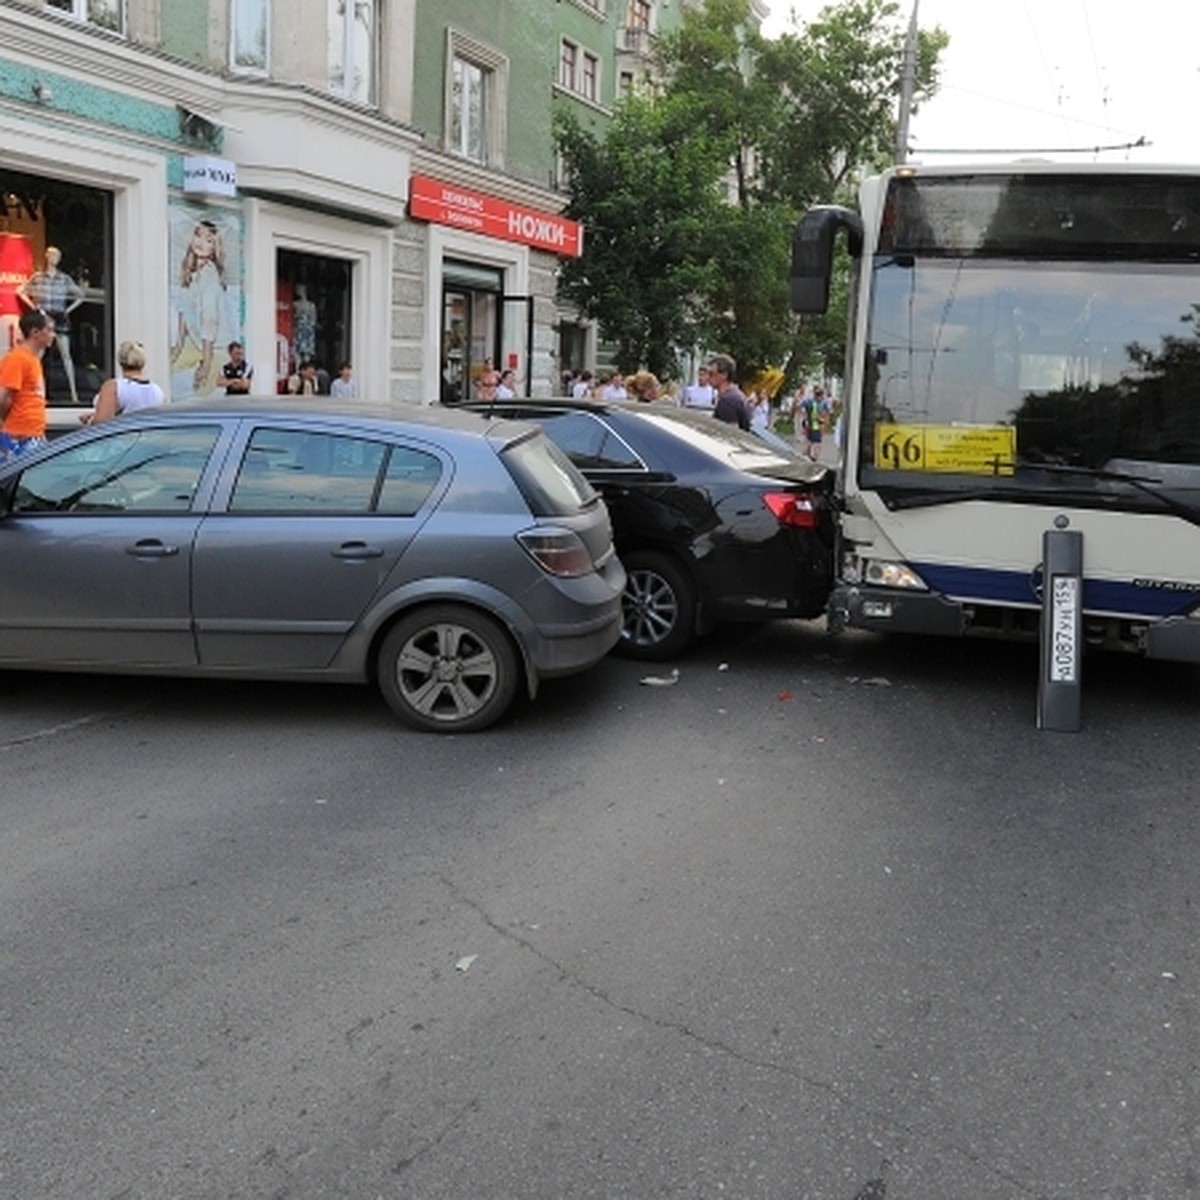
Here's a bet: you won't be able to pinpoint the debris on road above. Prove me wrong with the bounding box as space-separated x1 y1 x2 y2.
640 669 680 687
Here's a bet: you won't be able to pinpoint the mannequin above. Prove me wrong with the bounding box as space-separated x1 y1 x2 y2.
16 246 85 403
292 283 317 361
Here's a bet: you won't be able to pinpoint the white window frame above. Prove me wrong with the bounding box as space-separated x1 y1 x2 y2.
229 0 270 74
46 0 125 33
445 31 508 170
328 0 378 106
244 200 391 407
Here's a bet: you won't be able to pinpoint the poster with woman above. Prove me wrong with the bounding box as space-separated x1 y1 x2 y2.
167 203 243 399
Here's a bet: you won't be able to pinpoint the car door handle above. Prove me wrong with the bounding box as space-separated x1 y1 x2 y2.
126 540 179 558
332 542 385 560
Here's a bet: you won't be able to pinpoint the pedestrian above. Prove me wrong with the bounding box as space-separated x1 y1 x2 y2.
330 361 357 399
0 307 56 462
287 359 325 395
221 340 254 394
678 365 716 410
749 388 771 430
707 353 752 431
600 370 627 401
625 370 661 402
571 369 593 400
86 340 165 425
475 364 500 401
496 367 517 398
800 384 830 461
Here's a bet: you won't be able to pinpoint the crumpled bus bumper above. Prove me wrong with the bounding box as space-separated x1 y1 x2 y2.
828 583 967 637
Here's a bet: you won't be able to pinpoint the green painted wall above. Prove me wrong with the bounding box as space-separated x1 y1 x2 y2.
413 0 635 190
159 0 212 66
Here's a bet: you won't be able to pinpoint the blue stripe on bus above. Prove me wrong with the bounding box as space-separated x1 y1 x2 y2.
909 562 1200 619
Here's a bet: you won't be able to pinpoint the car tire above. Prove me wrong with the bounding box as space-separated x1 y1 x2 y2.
617 550 696 661
378 605 519 733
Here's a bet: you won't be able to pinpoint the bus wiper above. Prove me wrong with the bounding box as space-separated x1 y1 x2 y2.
1015 460 1200 528
882 462 1200 528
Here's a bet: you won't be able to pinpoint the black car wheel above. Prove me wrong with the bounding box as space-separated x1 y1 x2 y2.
378 605 519 732
618 550 696 661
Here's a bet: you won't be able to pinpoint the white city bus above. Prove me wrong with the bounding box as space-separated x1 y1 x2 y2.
792 162 1200 668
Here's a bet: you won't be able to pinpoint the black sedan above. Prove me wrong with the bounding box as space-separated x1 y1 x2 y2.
455 398 835 659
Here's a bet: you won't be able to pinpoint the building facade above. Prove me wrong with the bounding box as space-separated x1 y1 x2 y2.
0 0 761 420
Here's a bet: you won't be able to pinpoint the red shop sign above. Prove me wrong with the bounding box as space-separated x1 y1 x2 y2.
408 175 583 258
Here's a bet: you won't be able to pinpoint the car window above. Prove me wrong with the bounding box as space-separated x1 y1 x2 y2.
11 425 221 514
229 428 387 513
500 431 599 517
533 411 643 470
377 446 443 516
635 410 795 471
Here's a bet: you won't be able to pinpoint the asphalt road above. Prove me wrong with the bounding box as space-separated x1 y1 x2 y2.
2 623 1197 1199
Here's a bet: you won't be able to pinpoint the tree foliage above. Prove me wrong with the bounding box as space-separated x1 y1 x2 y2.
554 0 948 384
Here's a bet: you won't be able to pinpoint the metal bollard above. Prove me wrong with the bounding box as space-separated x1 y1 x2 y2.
1037 526 1083 732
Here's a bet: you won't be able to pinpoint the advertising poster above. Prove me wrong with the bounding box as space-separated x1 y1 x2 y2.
167 202 243 399
0 232 34 352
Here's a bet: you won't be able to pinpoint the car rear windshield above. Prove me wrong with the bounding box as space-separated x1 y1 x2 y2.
500 431 600 517
636 411 795 472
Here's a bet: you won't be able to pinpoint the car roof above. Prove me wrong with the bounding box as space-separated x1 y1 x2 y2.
456 397 832 484
109 396 539 446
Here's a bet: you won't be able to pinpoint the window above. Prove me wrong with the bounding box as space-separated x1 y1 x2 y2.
13 426 221 514
581 52 599 102
559 41 578 91
628 0 651 29
328 0 376 105
559 40 599 102
446 32 508 168
378 448 443 516
231 429 387 513
46 0 123 32
451 57 487 163
1 171 114 408
230 0 269 72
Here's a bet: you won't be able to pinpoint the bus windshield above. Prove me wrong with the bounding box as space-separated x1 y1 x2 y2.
862 175 1200 506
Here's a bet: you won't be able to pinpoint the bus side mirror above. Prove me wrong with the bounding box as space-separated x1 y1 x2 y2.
790 205 863 315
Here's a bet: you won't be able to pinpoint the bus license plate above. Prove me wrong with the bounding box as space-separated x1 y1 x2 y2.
1050 576 1079 683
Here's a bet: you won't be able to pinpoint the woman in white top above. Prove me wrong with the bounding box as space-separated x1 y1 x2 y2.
88 341 166 424
749 389 771 430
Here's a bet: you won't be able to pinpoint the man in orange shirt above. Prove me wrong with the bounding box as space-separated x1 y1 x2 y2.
0 308 56 462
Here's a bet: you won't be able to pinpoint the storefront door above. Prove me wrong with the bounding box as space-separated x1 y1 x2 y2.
440 260 501 403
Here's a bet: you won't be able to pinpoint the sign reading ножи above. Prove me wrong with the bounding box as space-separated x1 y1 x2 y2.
408 175 583 257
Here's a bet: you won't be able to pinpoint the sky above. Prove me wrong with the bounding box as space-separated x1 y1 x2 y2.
759 0 1200 164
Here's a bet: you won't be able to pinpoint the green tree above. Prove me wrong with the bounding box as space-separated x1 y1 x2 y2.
554 97 724 377
555 0 947 385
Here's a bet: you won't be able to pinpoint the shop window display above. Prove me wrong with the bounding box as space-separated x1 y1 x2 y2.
275 250 352 395
0 173 113 409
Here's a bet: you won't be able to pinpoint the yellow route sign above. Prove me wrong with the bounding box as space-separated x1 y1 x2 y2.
874 423 1016 475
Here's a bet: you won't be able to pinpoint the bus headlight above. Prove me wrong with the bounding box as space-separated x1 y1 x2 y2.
851 556 928 590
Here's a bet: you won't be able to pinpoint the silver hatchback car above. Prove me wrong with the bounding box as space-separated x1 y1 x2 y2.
0 400 625 732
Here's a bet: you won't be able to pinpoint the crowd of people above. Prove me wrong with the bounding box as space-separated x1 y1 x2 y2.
557 359 840 457
0 320 836 469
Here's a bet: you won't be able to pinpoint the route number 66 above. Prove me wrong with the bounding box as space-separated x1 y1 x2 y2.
878 429 923 468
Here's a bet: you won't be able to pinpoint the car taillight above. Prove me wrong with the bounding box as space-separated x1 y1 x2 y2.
763 491 819 529
516 528 596 577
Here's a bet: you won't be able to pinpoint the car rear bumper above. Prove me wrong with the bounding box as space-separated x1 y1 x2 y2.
523 557 626 678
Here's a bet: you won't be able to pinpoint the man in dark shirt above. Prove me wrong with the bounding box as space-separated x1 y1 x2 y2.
707 353 751 431
221 341 254 394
